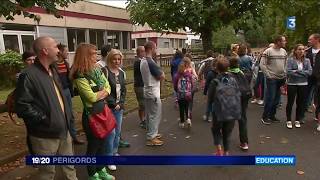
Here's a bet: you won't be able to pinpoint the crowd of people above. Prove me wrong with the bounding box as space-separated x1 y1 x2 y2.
0 32 319 179
174 34 319 155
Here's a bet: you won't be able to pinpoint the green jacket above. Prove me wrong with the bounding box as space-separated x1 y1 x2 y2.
73 68 111 108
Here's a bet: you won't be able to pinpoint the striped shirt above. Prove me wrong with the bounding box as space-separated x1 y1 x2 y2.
260 47 287 79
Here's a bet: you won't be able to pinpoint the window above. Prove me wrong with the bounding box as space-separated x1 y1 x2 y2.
67 28 86 52
21 35 34 52
131 40 136 49
89 29 104 50
97 31 104 50
67 29 76 52
175 39 179 48
76 29 85 45
122 31 129 50
3 35 19 52
170 39 174 48
107 31 120 49
137 38 146 46
179 39 183 48
89 30 97 46
163 42 169 48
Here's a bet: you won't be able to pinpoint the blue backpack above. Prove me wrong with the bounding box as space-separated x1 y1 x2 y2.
177 75 193 101
214 74 241 121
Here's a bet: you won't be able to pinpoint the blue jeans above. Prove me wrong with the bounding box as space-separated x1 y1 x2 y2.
62 88 77 139
105 109 123 155
262 78 285 119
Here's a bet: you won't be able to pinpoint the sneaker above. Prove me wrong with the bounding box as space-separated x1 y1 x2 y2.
107 165 117 171
179 122 185 128
214 149 224 156
257 100 264 105
146 138 164 146
307 106 313 113
300 120 306 124
156 134 162 139
270 117 281 123
251 99 257 104
286 121 293 129
98 168 115 180
207 118 212 122
294 121 301 128
186 118 192 128
139 120 146 129
239 143 249 151
203 115 208 121
119 140 130 148
261 118 271 125
317 124 320 132
89 172 102 180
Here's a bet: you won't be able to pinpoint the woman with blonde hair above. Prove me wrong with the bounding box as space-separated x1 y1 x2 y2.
70 43 115 180
103 49 127 171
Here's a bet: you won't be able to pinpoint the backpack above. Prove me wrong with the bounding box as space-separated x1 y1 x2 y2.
230 72 252 98
202 60 213 79
214 74 241 121
177 75 193 101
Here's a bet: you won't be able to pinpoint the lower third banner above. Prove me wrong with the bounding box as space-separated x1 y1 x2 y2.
25 155 295 166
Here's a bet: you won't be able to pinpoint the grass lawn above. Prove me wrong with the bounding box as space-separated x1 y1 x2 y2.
0 66 173 160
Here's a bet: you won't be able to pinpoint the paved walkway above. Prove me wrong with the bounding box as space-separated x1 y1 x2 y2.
1 94 319 180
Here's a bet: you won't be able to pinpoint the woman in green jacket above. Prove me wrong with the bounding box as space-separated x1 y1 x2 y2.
70 43 115 180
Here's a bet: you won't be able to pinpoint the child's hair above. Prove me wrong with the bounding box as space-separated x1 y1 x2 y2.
229 57 240 69
216 56 229 73
178 57 192 74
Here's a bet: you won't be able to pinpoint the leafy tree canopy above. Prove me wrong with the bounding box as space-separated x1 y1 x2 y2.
127 0 265 52
0 0 80 21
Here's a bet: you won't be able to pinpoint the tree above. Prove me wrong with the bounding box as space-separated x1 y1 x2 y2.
127 0 265 52
264 0 320 47
0 0 79 21
212 25 242 49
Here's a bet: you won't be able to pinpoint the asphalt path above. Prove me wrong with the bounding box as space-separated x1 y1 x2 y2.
1 93 319 180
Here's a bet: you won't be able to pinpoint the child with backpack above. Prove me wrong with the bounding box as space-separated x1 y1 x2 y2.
229 57 252 151
174 57 194 128
208 56 242 155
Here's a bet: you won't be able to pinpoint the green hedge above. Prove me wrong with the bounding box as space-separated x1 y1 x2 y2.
0 50 23 88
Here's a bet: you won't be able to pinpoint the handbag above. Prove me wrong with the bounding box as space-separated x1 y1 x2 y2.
81 73 116 139
88 102 116 139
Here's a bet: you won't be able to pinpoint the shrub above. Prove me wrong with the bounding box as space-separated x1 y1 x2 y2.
0 50 23 88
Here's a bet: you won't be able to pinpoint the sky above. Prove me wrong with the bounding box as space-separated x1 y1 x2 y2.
89 0 128 8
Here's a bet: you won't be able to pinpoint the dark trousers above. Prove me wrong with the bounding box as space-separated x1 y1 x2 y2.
178 99 189 123
315 86 320 118
62 88 77 139
239 96 249 144
211 116 235 151
262 78 285 119
286 85 307 122
254 72 265 99
82 111 107 176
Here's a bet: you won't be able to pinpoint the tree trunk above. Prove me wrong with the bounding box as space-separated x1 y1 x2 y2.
200 29 213 54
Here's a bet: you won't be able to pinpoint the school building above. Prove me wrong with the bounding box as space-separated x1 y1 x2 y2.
132 25 188 54
0 0 133 60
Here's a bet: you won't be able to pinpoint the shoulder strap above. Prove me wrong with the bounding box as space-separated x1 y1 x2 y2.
101 66 109 79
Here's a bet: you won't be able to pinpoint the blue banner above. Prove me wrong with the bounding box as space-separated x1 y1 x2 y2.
25 155 295 166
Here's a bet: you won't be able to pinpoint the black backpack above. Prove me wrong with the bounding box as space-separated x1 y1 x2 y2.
214 74 242 122
230 72 252 98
